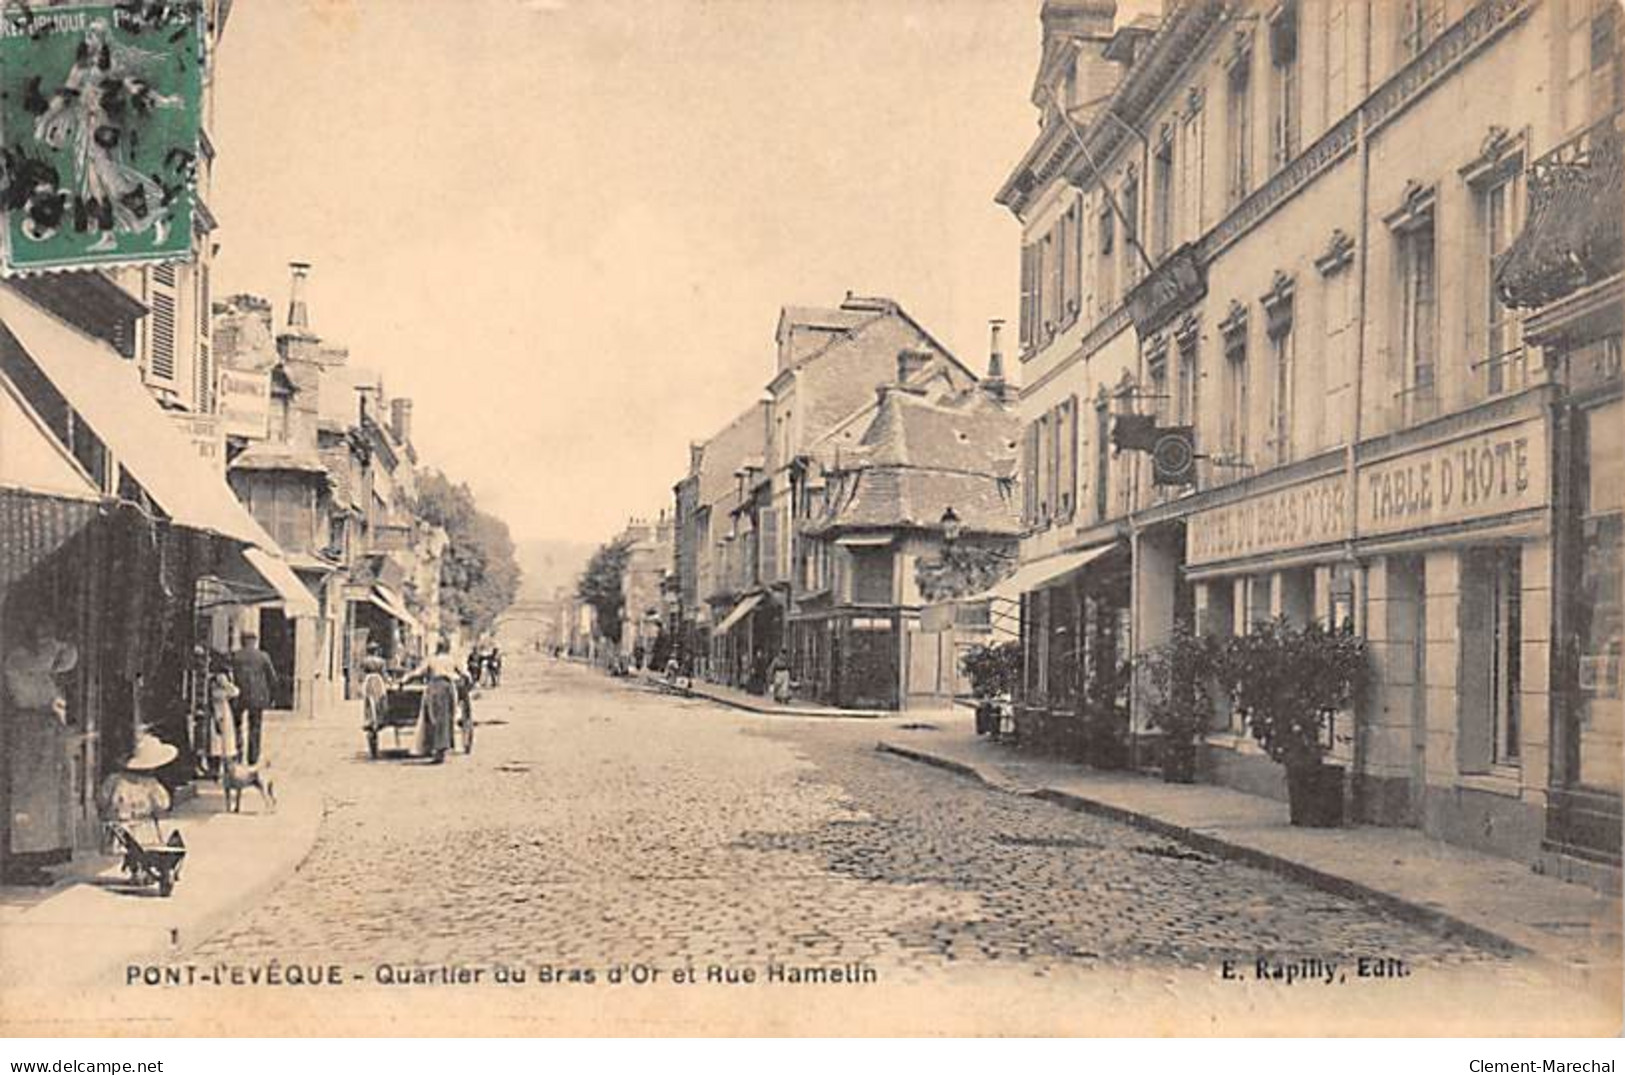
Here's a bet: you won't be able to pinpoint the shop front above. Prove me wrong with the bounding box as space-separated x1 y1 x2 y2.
1353 390 1555 858
1012 542 1130 764
1182 460 1354 801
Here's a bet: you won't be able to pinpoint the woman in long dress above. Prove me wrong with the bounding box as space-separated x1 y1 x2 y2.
403 641 461 764
3 623 79 882
208 660 239 772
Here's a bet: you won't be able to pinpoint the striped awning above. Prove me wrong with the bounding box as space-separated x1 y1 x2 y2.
0 487 102 590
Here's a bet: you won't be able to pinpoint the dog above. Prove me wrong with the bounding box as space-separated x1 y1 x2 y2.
221 757 276 814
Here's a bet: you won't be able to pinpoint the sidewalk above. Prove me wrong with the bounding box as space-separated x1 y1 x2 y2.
0 706 340 992
877 709 1623 993
631 669 898 719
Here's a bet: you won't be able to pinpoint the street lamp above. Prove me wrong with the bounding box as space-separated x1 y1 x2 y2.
940 506 964 544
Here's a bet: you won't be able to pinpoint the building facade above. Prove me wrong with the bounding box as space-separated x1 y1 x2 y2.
998 0 1621 882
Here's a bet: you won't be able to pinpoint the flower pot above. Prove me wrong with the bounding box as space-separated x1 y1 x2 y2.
1286 763 1345 827
1162 741 1198 784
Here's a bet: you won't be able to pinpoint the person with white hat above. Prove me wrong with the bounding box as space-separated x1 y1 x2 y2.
97 732 178 842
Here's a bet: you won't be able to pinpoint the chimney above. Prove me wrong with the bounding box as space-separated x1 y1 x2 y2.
286 261 313 335
391 397 413 445
987 319 1006 383
896 348 932 384
983 319 1017 405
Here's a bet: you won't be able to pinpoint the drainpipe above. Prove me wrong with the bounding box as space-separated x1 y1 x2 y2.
1347 0 1374 818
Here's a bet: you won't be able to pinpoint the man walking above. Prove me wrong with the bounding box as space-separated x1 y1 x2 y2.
228 632 278 765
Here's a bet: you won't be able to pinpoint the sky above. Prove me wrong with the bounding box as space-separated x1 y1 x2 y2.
210 0 1152 544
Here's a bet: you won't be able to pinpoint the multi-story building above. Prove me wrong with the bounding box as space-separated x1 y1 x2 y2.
997 0 1621 882
672 295 981 698
796 353 1021 709
616 513 673 666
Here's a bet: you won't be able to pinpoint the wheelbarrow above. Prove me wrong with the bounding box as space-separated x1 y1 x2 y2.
108 823 186 897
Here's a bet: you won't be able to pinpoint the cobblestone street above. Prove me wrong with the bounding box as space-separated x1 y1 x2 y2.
194 656 1542 988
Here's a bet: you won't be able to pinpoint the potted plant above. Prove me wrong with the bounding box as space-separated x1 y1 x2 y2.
961 640 1021 740
1139 625 1223 783
1220 618 1369 827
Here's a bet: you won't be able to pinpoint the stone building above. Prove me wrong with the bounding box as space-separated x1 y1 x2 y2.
997 0 1620 882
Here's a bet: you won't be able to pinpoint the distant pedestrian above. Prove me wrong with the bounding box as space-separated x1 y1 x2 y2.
770 648 792 705
228 632 278 766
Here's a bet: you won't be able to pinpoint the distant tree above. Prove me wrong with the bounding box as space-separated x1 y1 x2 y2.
413 470 522 638
577 536 633 646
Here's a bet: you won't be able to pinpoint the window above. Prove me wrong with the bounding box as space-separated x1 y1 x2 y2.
1269 1 1301 171
1397 216 1438 424
1152 136 1175 261
1181 102 1205 243
1322 0 1352 131
1022 420 1038 525
1094 397 1110 522
1221 314 1250 464
1038 411 1054 524
1479 165 1526 397
1397 0 1444 64
1227 51 1253 205
1176 327 1199 429
1121 174 1141 288
148 265 178 383
1057 397 1078 522
1062 202 1082 321
1019 242 1039 352
850 547 893 605
1563 0 1622 128
1040 231 1057 339
1148 353 1170 425
1098 201 1117 311
1262 276 1295 465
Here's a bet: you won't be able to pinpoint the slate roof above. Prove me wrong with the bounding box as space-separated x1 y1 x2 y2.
808 388 1021 537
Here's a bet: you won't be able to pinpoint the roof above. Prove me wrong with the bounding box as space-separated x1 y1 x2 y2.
810 388 1021 537
778 305 870 335
229 443 330 477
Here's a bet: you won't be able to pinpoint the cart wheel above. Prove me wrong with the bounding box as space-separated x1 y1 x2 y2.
157 871 174 898
366 729 379 759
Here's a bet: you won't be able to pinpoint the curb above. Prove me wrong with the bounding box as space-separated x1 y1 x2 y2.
876 740 1538 963
624 672 889 720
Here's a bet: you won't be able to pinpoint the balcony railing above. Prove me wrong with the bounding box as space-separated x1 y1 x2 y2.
1497 110 1625 310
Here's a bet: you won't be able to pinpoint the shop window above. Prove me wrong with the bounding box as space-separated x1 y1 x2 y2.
849 547 893 605
1458 547 1522 772
1575 400 1623 791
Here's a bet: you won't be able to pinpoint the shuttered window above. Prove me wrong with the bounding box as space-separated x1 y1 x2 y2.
1018 243 1036 352
1057 396 1078 523
149 264 178 383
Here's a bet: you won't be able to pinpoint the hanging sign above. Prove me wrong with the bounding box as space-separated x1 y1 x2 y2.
217 368 271 439
1 2 204 273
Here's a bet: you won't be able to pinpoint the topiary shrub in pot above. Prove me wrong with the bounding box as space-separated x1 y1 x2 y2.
1139 624 1224 783
961 640 1021 741
1221 618 1369 826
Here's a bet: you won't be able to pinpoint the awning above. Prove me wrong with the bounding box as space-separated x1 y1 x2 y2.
1 371 102 502
991 542 1122 599
0 285 272 546
353 583 419 632
714 592 764 635
0 487 102 589
244 548 319 618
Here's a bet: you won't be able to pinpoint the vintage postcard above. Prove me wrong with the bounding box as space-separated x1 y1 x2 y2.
0 0 1620 1038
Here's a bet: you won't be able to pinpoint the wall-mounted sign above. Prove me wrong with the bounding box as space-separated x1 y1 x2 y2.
168 409 222 473
1187 473 1348 567
218 368 271 439
1 3 204 273
1357 416 1548 537
1126 244 1207 338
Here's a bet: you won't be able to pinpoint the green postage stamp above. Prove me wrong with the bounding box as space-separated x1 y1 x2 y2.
0 1 203 273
